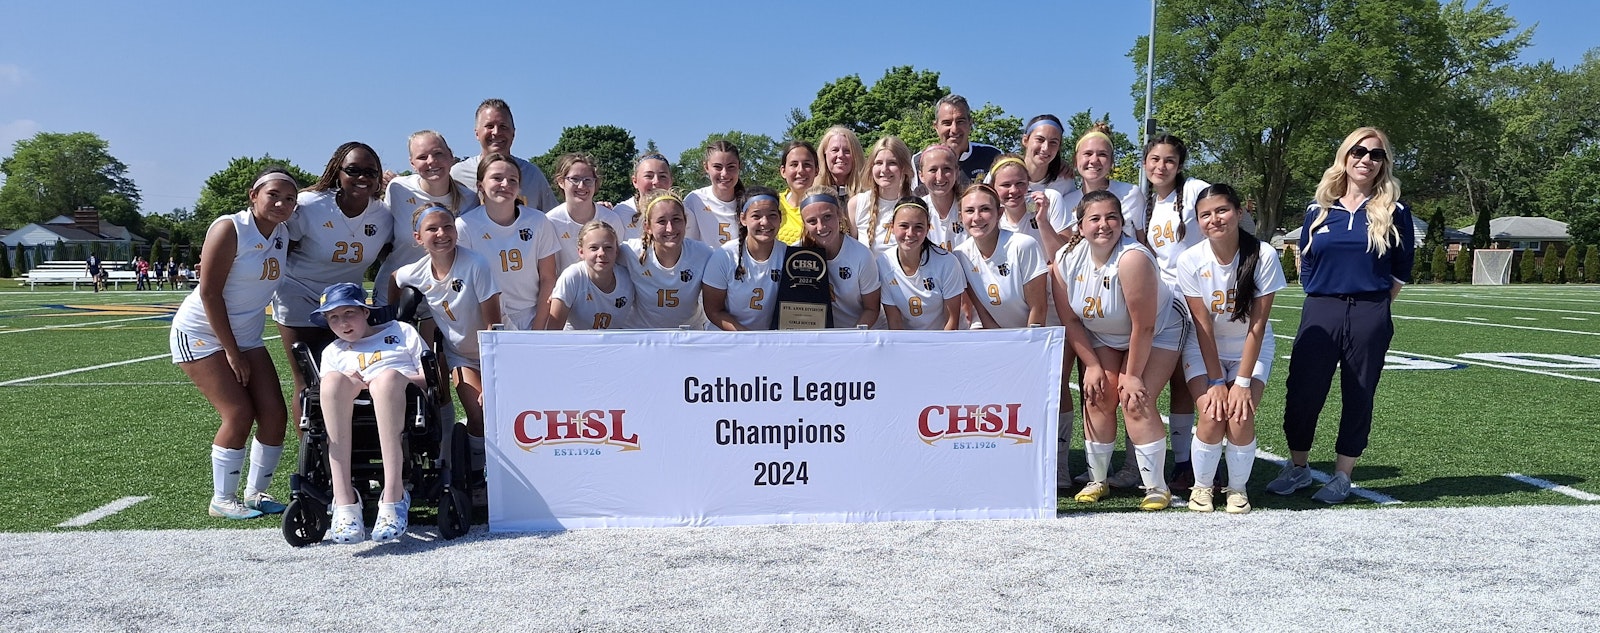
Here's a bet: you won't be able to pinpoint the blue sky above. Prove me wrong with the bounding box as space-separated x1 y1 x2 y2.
0 0 1592 216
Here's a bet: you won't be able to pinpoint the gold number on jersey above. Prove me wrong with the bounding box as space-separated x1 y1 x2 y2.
987 284 1002 306
331 241 364 264
593 313 612 329
718 223 732 243
440 300 457 321
1082 296 1106 320
356 351 383 371
1151 222 1174 248
750 288 765 311
1210 289 1238 315
908 296 924 317
259 257 280 281
499 249 523 272
657 288 679 308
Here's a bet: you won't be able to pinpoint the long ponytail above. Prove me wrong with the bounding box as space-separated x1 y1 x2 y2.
1196 183 1261 323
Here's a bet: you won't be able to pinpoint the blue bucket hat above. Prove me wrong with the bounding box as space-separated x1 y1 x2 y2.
314 282 368 315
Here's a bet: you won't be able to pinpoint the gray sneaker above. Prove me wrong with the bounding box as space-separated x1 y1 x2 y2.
1265 463 1314 495
1311 471 1352 504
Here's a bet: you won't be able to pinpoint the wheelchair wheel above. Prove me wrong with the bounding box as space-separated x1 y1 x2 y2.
282 498 328 547
446 422 470 486
438 486 472 540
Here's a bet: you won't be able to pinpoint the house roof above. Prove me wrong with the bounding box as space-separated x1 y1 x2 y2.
1457 216 1569 241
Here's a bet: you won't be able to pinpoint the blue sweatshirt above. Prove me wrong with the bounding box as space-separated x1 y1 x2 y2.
1298 199 1415 296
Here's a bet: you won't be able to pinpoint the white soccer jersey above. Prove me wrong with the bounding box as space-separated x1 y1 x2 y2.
553 262 635 330
318 320 426 380
545 203 626 270
1055 235 1182 350
703 241 786 331
393 249 500 368
1032 177 1075 200
449 154 558 213
170 210 289 356
273 191 392 327
375 175 478 307
876 247 966 331
952 230 1048 329
614 196 699 245
619 238 714 329
1176 240 1287 360
1053 180 1148 240
826 237 883 328
850 193 899 256
922 194 967 252
686 186 739 245
1147 178 1212 286
455 205 561 330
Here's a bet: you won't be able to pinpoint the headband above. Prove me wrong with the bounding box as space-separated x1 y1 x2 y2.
1025 119 1064 136
799 193 840 209
1076 130 1113 152
645 190 683 206
989 157 1027 178
740 194 778 212
893 201 928 216
250 172 297 191
413 204 452 231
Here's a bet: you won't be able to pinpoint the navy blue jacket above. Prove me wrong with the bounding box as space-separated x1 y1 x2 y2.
1298 199 1415 296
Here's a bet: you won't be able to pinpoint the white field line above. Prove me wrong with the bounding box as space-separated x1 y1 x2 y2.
1503 473 1600 502
0 335 280 387
0 314 167 335
1464 316 1488 320
1513 317 1538 321
1270 334 1600 384
1275 303 1599 336
1256 449 1403 505
1396 298 1600 316
56 496 151 528
1562 317 1588 321
2 381 194 387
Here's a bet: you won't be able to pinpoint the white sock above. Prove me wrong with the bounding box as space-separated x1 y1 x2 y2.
469 435 486 472
1225 439 1258 491
210 445 246 502
1133 440 1168 491
1056 411 1074 483
243 438 283 497
1084 441 1113 483
1168 413 1194 463
1190 438 1223 488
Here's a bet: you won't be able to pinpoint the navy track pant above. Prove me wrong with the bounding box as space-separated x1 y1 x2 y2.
1282 292 1394 458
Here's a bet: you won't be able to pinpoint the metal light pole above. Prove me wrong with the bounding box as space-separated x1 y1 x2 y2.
1140 0 1157 194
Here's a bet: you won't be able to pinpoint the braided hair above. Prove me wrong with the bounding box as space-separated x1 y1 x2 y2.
1143 134 1191 243
638 189 685 266
1063 190 1123 255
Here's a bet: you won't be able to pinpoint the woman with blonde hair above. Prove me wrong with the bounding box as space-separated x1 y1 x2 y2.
1052 123 1147 245
818 125 866 198
849 135 914 253
1268 127 1415 504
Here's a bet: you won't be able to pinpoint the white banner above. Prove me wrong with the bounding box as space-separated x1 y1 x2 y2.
482 328 1064 531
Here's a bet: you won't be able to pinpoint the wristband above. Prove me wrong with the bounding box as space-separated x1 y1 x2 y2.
1234 376 1254 389
1206 378 1227 388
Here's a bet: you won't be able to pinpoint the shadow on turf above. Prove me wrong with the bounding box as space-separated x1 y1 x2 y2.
1368 473 1593 504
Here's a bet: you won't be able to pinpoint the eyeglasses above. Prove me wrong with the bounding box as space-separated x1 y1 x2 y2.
1348 146 1388 163
341 166 380 179
563 176 596 187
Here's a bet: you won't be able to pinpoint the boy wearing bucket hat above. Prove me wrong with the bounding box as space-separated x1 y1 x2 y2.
314 282 427 543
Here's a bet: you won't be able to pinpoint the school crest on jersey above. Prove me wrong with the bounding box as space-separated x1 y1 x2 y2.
364 224 377 237
997 263 1011 277
768 269 780 282
274 237 284 250
922 277 935 291
615 297 627 309
1029 217 1038 229
519 228 532 241
384 335 399 345
952 223 965 234
1102 275 1113 290
451 279 463 292
839 267 852 280
680 270 693 282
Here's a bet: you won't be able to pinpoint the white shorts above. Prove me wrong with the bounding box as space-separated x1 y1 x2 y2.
1091 317 1184 352
1180 336 1276 385
170 322 266 364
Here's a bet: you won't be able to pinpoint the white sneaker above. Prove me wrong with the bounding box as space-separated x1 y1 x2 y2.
370 492 411 543
330 503 365 544
207 496 263 520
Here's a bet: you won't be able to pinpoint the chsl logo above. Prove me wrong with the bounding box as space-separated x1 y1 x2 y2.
917 404 1032 445
513 409 640 452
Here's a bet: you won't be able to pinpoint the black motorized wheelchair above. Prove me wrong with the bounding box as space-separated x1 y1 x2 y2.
281 289 473 546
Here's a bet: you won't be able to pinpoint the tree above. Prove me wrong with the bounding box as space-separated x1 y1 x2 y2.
193 155 316 225
150 240 166 267
970 103 1024 155
672 131 783 192
0 131 141 230
13 244 28 275
529 125 638 205
1281 247 1299 283
1538 142 1600 247
1541 249 1560 283
1517 251 1534 282
1454 247 1472 283
1130 0 1527 237
1412 246 1431 283
1585 244 1599 283
1562 242 1581 283
1432 246 1450 283
0 244 11 279
787 67 945 147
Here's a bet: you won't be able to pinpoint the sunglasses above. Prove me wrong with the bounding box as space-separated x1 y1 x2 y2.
340 165 380 179
1348 146 1388 163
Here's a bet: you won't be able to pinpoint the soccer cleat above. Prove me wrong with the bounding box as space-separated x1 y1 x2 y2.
1106 462 1143 489
330 504 366 544
1139 488 1172 511
1074 481 1111 503
1265 463 1314 495
1311 472 1352 504
243 491 286 514
1224 488 1252 514
207 496 263 520
1170 460 1195 495
370 492 411 543
1187 486 1215 512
